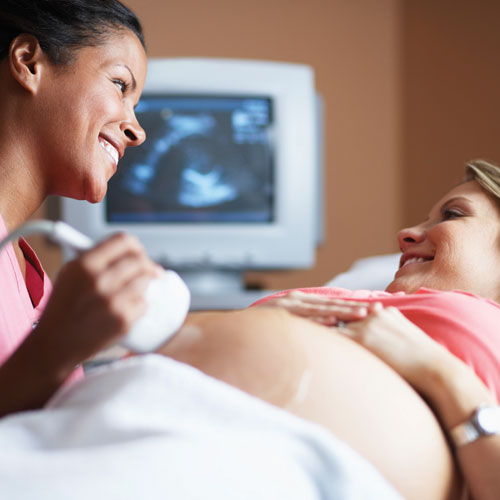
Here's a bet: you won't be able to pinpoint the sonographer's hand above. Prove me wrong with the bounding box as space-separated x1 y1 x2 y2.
33 233 161 368
256 290 382 326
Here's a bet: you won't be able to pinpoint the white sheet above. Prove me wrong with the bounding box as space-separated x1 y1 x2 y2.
0 355 403 499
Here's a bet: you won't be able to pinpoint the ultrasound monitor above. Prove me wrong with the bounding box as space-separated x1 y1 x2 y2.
106 94 275 225
62 58 320 307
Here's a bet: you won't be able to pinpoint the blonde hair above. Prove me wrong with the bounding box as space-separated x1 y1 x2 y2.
465 159 500 202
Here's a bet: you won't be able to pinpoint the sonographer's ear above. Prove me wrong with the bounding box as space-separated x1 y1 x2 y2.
8 34 46 94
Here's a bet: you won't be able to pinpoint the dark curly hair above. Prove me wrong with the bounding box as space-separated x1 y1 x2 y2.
0 0 145 65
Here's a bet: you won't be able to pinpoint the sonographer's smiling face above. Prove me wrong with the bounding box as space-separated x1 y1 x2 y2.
386 181 500 302
38 29 147 203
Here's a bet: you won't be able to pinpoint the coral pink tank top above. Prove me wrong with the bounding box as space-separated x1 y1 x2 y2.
255 287 500 402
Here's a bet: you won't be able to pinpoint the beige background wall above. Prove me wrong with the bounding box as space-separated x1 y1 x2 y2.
402 1 500 225
33 0 500 291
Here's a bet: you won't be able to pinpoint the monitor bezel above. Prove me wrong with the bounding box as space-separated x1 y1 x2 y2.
62 58 317 271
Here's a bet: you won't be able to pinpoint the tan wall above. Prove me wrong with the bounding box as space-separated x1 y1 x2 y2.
401 0 500 226
33 0 500 292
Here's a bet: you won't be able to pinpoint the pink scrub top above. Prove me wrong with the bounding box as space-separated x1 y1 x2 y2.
254 287 500 402
0 215 83 384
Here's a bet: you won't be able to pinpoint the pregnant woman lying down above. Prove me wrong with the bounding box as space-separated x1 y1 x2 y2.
159 160 500 500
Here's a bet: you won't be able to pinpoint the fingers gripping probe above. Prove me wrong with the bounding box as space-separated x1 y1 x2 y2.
0 220 191 353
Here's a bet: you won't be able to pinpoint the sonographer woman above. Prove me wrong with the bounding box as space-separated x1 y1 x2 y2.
0 0 161 416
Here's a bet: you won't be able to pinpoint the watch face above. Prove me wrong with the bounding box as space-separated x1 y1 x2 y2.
476 406 500 434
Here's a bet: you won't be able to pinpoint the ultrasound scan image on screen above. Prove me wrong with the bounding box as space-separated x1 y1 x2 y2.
106 95 275 224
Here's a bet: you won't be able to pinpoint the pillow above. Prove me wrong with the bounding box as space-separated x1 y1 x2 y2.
324 253 401 291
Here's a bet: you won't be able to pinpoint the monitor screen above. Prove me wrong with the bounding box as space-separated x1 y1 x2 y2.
106 94 275 224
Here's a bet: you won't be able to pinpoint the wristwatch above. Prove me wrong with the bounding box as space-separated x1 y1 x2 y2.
450 404 500 447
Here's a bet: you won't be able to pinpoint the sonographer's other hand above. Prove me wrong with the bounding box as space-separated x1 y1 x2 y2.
256 290 382 326
34 233 160 367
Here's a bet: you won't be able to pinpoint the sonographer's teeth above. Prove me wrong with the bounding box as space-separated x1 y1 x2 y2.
99 137 119 165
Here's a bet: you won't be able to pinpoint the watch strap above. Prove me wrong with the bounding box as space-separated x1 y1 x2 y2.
450 405 500 447
450 420 481 447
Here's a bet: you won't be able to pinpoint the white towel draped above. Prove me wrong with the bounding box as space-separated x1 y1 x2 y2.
0 354 402 500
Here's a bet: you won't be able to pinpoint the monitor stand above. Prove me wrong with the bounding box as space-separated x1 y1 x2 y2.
177 269 272 311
